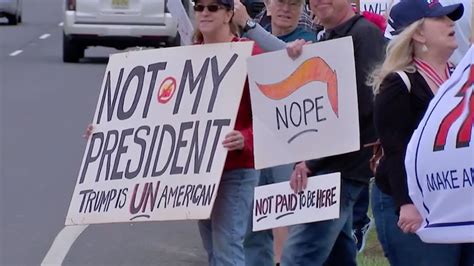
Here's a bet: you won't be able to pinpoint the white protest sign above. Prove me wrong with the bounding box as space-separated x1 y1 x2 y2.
405 45 474 243
247 37 360 169
167 0 194 46
359 0 391 15
253 173 341 231
66 42 254 225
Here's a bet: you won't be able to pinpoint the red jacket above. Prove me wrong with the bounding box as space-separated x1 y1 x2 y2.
224 37 263 171
195 37 263 171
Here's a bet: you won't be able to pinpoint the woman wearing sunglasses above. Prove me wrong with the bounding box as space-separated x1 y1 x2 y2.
192 0 263 265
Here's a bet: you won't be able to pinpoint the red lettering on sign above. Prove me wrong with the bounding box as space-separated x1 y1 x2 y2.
434 66 474 151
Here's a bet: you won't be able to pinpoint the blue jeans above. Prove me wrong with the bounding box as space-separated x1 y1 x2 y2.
198 169 259 266
371 184 474 266
281 178 365 266
352 184 370 229
244 164 293 266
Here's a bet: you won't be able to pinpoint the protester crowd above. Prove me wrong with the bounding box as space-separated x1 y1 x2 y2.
190 0 474 264
85 0 474 264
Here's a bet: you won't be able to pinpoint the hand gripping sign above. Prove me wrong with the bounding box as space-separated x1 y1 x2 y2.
405 45 474 243
253 173 341 231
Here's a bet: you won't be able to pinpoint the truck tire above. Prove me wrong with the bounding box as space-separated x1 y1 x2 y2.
7 14 18 25
63 33 84 63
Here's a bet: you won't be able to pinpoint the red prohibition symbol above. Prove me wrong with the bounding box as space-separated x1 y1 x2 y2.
157 77 177 104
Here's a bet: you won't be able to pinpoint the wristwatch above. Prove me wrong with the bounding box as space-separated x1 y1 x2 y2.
243 19 257 33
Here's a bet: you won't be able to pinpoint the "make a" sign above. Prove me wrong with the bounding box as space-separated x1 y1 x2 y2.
405 45 474 243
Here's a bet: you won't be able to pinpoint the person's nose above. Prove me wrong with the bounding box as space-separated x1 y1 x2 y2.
281 3 291 11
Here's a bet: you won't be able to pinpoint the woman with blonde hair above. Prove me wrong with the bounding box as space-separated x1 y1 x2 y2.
191 0 263 265
370 0 474 265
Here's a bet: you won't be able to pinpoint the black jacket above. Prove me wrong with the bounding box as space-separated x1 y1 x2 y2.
306 15 386 184
374 71 434 208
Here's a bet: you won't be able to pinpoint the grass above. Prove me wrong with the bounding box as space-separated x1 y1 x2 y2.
356 222 389 266
357 182 389 266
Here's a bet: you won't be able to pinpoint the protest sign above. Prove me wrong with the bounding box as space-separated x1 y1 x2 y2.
405 45 474 243
66 42 254 225
359 0 391 15
252 173 341 231
247 37 360 169
167 0 194 46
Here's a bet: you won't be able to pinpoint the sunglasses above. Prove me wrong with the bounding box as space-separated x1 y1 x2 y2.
193 4 225 12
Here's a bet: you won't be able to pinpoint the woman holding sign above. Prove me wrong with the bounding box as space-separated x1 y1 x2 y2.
370 0 474 265
192 0 263 265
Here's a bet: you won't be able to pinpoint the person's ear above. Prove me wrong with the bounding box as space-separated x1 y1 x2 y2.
412 27 426 45
225 10 233 24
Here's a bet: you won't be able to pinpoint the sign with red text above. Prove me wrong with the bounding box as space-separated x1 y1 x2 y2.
66 42 254 225
405 45 474 243
247 37 359 169
252 173 341 231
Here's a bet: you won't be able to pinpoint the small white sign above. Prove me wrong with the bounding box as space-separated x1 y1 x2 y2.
252 173 341 231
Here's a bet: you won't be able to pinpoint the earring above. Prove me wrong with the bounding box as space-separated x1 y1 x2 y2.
422 44 428 52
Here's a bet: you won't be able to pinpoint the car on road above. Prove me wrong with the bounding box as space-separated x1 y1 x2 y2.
63 0 189 63
0 0 22 25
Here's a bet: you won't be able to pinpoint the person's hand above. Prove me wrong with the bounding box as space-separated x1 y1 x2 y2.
233 0 251 28
289 162 311 193
286 39 311 60
398 204 423 233
222 130 245 151
83 124 94 139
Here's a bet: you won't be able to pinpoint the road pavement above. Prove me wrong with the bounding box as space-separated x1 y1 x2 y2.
0 0 206 265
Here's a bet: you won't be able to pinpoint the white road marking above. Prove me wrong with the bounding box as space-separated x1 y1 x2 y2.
9 50 23 56
39 34 51 40
58 22 64 26
41 225 89 266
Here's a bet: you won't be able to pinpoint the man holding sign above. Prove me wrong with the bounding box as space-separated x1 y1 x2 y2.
279 1 385 266
235 0 384 263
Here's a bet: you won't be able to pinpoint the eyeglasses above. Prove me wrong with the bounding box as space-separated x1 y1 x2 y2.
193 4 225 12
